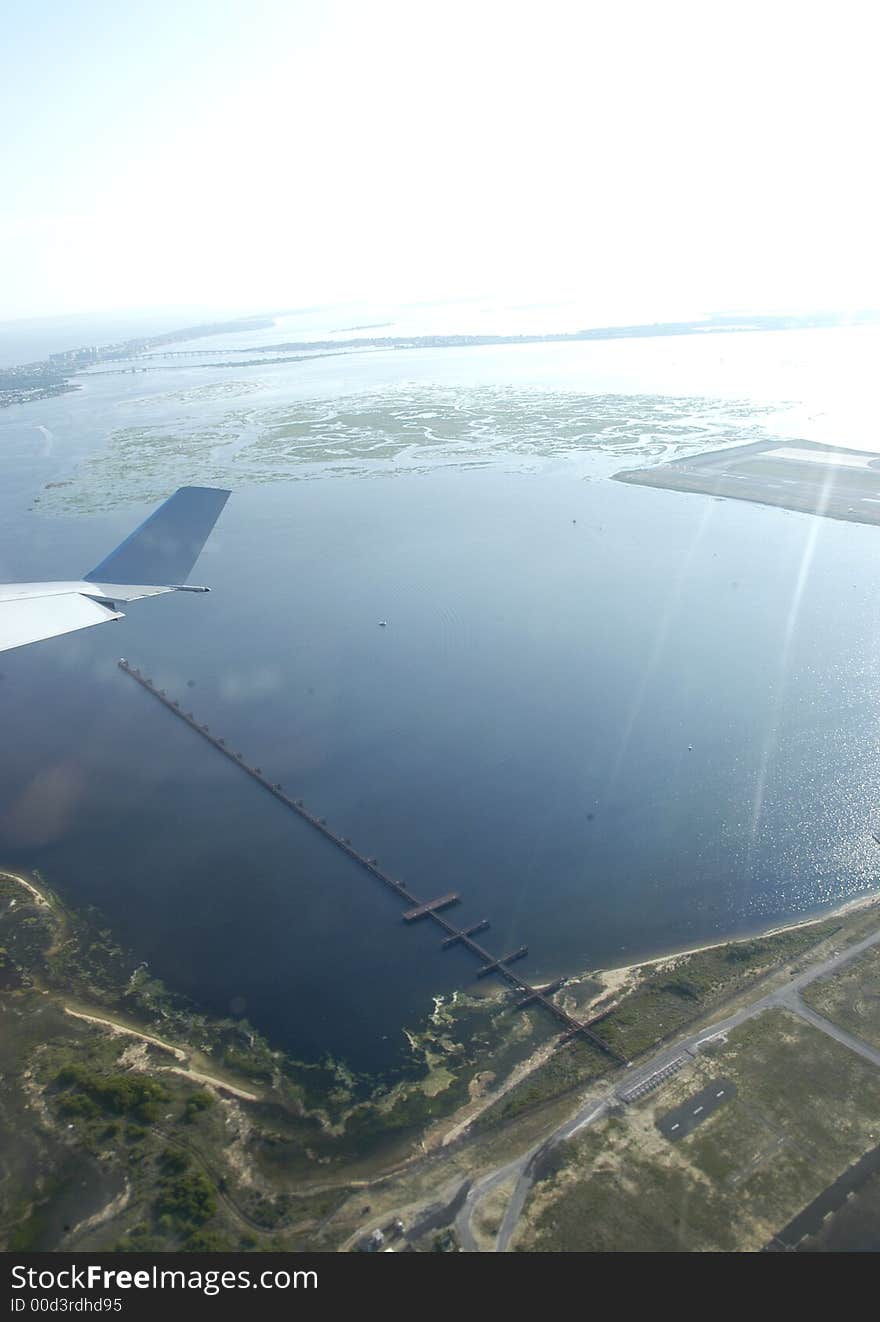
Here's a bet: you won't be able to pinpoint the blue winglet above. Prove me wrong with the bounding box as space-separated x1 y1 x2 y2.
84 487 231 586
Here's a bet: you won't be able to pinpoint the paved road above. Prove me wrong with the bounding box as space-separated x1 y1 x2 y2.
458 920 880 1251
456 1158 529 1252
454 1098 610 1252
494 1100 608 1251
778 989 880 1069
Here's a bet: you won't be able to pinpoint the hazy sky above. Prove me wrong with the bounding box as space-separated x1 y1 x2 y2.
3 0 878 322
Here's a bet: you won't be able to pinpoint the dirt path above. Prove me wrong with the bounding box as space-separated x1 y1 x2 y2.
63 1006 188 1061
0 871 51 908
63 1006 264 1102
159 1064 259 1102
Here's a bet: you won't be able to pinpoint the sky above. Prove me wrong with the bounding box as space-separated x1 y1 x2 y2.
2 0 879 323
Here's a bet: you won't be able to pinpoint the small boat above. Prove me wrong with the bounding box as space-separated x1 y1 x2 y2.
378 620 388 627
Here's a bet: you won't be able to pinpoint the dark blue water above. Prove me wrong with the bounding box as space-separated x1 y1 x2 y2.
2 335 880 1071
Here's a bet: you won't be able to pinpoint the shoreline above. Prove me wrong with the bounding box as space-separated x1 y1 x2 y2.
5 862 879 1061
1 869 263 1103
434 888 880 1144
6 862 880 1174
0 868 52 908
561 887 880 1001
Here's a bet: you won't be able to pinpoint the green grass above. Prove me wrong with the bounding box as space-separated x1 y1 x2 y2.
595 920 846 1060
472 918 851 1132
524 1124 739 1252
472 1040 610 1131
802 944 880 1050
517 1008 880 1252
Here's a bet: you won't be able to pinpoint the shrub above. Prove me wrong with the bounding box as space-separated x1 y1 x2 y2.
183 1090 214 1123
156 1170 217 1230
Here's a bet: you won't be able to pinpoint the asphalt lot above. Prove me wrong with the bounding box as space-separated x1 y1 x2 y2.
615 438 880 527
656 1078 736 1141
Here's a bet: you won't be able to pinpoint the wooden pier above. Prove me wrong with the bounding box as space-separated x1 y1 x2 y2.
517 977 565 1008
403 893 460 922
442 920 490 949
117 659 627 1063
477 946 529 977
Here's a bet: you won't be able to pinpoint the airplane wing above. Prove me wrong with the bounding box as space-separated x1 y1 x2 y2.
0 486 230 655
0 592 124 652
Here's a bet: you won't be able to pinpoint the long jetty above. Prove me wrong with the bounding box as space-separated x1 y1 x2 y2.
117 659 626 1063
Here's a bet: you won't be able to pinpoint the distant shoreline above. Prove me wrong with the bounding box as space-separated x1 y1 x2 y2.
166 309 880 361
6 307 880 408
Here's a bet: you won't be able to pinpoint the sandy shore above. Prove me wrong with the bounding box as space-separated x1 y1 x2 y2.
2 869 265 1103
63 1006 188 1061
0 869 51 907
160 1064 260 1103
64 1007 262 1100
442 888 880 1140
571 888 880 1000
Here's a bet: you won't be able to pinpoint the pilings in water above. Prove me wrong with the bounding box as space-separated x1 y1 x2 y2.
117 658 627 1063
